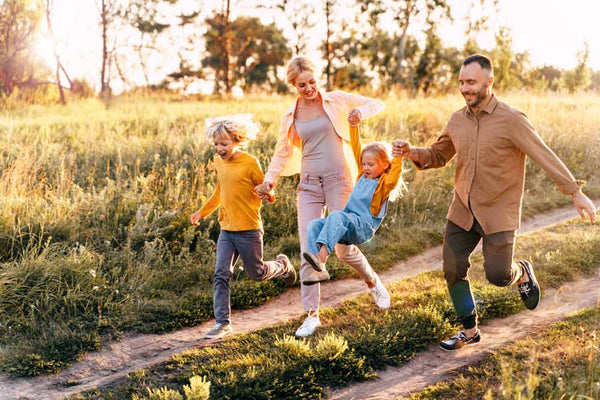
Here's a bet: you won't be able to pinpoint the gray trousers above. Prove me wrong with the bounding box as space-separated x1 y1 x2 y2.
214 229 287 324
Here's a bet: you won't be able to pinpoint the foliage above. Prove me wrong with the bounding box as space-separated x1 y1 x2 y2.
203 14 291 92
0 0 48 97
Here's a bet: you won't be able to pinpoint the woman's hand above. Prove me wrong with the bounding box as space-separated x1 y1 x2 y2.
190 212 202 226
348 108 362 126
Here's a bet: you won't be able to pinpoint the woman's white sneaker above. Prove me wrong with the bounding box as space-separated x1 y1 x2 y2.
370 275 391 309
295 314 321 337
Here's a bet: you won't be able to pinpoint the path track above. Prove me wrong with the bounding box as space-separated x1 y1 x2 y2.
0 200 598 400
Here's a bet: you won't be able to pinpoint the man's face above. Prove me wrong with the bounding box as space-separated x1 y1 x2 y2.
458 62 493 109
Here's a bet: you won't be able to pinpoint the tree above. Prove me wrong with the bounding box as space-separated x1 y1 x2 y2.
203 14 291 93
560 43 591 93
0 0 44 96
275 0 317 56
491 26 519 91
387 0 451 85
117 0 177 87
44 0 72 104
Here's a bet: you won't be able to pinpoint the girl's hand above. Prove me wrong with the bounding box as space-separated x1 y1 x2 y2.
348 108 362 126
190 212 202 226
392 139 412 158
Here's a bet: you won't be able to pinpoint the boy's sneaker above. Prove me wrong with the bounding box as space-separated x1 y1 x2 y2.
301 268 330 285
276 254 297 286
303 251 326 272
439 329 481 351
203 323 232 339
369 275 391 309
517 260 541 310
295 314 321 337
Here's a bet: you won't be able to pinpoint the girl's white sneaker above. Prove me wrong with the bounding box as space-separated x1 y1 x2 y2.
370 275 391 309
295 314 321 337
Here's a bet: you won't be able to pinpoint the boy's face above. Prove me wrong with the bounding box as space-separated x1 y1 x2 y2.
213 133 239 161
361 152 389 179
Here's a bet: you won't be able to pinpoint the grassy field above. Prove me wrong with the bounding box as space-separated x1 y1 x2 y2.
0 93 599 376
71 215 600 399
410 305 600 400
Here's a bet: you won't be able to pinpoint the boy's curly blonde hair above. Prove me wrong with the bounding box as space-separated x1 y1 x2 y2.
361 141 405 202
205 114 260 145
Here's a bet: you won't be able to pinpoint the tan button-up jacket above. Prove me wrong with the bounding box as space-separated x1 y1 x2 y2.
412 95 581 234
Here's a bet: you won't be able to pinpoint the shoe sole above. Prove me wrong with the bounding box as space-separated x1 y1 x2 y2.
302 276 329 286
439 340 480 352
203 329 232 340
303 252 324 272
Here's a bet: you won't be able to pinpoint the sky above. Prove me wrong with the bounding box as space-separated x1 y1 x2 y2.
35 0 600 92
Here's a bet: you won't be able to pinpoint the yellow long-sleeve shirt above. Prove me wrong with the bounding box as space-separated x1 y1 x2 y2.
197 152 265 231
350 125 403 217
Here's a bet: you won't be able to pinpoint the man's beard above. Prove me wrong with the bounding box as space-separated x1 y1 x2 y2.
463 85 488 108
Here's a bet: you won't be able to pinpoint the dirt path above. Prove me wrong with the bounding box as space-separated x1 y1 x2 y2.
0 201 598 400
328 272 600 400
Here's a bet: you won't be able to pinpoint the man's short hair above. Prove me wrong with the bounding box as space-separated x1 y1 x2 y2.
463 54 493 72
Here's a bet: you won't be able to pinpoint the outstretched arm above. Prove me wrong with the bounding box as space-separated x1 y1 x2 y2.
572 189 596 224
510 111 595 223
191 182 221 225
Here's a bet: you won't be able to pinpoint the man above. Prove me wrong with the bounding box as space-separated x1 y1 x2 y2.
392 54 596 351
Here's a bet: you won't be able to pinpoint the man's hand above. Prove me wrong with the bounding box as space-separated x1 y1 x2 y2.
392 139 415 160
572 189 596 224
348 109 362 127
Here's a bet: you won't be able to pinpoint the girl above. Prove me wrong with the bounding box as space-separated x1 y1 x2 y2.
303 130 403 310
255 56 385 337
190 114 296 339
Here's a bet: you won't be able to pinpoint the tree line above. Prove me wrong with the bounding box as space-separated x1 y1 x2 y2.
1 0 598 104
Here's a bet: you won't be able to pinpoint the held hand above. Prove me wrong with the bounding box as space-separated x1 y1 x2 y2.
348 108 362 127
572 190 597 224
190 212 202 226
254 182 272 196
392 139 412 159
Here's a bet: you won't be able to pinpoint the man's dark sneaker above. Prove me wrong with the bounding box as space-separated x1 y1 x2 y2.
439 329 481 351
517 260 541 310
276 254 297 286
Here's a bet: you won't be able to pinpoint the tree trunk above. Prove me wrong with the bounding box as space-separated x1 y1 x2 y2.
222 0 231 94
100 0 109 96
324 0 332 91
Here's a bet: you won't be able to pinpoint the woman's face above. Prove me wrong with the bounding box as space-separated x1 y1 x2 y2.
294 70 319 101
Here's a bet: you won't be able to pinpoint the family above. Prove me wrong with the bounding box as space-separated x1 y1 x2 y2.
190 54 597 351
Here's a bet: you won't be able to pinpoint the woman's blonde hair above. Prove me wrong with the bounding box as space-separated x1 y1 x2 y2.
205 114 260 145
287 56 318 85
361 142 405 202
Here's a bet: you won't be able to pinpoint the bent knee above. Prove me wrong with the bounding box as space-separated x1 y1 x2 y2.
485 267 513 287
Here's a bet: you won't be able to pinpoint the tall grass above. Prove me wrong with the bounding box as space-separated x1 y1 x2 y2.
1 93 599 375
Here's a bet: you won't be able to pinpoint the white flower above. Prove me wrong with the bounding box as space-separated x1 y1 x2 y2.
93 286 99 291
89 269 97 278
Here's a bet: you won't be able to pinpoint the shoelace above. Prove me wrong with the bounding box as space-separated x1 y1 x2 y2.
518 283 531 295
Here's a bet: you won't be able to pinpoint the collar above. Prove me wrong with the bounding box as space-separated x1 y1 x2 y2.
466 94 498 116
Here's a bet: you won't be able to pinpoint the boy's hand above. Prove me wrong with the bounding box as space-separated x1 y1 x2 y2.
190 212 202 226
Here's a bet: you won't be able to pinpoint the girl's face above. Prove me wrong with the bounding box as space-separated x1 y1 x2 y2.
213 133 240 161
294 70 319 101
361 152 389 179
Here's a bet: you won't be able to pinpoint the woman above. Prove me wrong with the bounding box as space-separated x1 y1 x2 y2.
255 56 389 337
